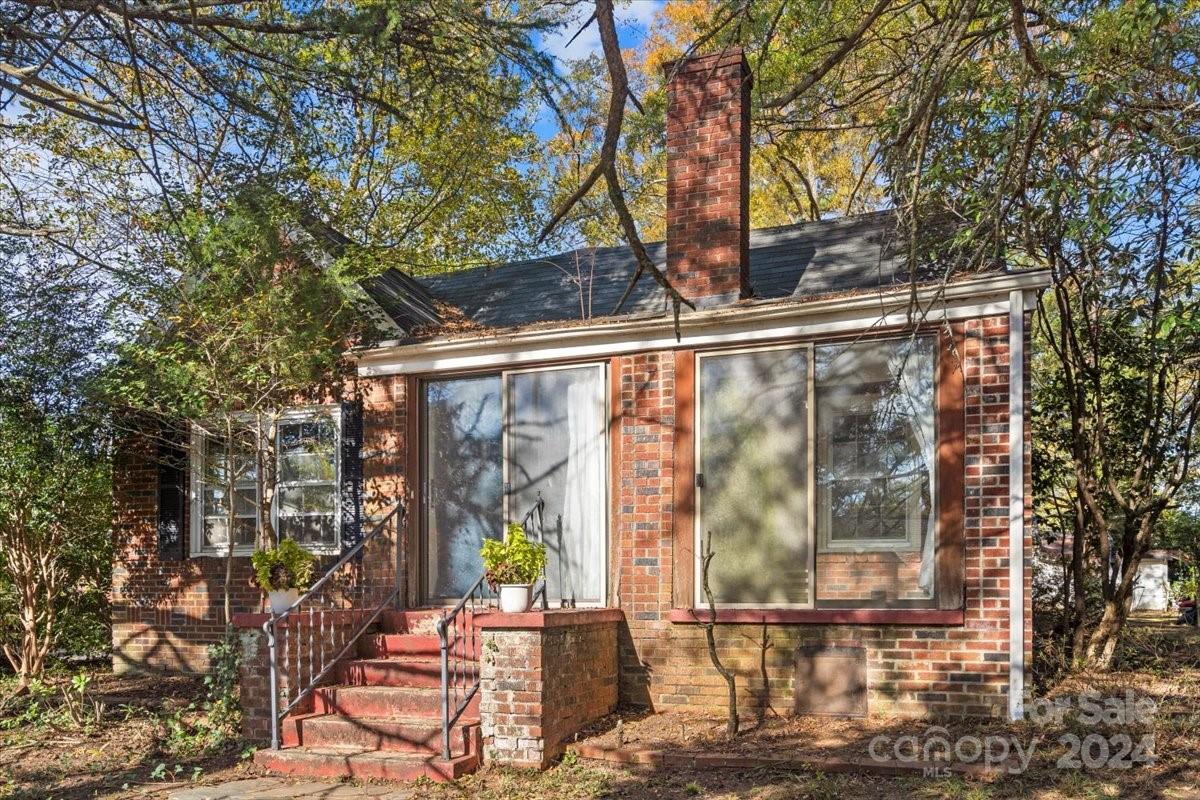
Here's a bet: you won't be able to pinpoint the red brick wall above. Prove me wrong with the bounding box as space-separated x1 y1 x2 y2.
111 375 411 674
113 319 1032 720
664 50 752 306
815 551 926 603
111 429 259 674
612 315 1033 718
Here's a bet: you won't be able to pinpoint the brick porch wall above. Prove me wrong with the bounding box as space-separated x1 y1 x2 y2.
479 613 620 768
111 375 410 675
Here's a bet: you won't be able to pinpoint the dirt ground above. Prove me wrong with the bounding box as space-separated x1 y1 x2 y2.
1 613 1197 800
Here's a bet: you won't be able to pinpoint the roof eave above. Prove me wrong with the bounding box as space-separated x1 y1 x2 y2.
356 269 1051 375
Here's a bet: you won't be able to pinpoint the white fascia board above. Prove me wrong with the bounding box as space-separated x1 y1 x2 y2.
357 270 1051 376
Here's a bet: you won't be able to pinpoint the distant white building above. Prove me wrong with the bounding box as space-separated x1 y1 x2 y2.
1131 549 1182 611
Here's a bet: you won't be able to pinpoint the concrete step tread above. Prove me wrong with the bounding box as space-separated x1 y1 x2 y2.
303 714 481 727
339 657 478 673
255 744 480 782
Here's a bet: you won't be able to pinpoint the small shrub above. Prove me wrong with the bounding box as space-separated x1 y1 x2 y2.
161 628 242 756
481 523 547 588
1171 565 1198 605
202 628 241 743
59 670 105 729
251 538 316 592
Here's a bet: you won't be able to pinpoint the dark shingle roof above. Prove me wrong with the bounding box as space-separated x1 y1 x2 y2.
360 270 443 332
368 211 912 332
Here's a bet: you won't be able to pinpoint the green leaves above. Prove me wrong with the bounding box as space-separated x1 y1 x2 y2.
251 538 317 593
481 522 548 588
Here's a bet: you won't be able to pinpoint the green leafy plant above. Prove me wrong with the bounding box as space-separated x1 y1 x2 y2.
251 538 316 592
201 628 241 744
481 523 547 589
1171 565 1198 605
59 670 105 729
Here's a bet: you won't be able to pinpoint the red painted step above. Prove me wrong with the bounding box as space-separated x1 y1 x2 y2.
337 656 448 688
357 633 441 659
357 632 483 660
286 714 477 755
379 608 487 637
312 685 478 719
379 609 447 635
257 608 485 784
254 744 479 783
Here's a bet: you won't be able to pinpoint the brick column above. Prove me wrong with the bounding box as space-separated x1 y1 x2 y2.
237 626 270 744
477 609 621 769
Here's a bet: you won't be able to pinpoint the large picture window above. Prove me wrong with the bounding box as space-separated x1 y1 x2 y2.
421 364 608 605
695 346 810 606
694 335 938 608
189 408 341 557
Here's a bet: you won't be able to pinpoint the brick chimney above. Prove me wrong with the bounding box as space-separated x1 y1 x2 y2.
663 49 752 308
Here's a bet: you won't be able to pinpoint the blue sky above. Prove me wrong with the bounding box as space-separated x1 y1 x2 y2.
531 1 666 139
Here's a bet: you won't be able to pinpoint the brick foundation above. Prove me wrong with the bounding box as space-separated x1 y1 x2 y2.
477 610 620 768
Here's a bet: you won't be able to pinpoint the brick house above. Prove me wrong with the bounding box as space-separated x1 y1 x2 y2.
111 50 1047 779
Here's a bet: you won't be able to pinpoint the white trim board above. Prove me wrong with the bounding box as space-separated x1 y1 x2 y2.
1008 289 1027 721
357 271 1050 377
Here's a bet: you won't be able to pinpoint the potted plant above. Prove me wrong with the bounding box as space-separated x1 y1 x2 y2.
252 538 317 615
481 523 548 613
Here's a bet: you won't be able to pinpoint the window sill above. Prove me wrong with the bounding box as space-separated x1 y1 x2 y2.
190 549 255 559
667 608 964 625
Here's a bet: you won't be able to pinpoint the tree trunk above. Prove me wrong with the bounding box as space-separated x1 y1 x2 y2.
700 532 738 739
256 412 278 550
223 418 236 625
1084 594 1129 668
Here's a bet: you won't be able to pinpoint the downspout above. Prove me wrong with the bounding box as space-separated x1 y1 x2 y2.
1008 290 1026 722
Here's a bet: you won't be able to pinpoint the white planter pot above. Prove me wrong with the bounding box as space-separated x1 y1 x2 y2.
498 584 533 614
268 588 300 616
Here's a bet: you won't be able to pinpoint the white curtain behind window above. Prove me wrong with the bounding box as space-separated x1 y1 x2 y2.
562 377 605 603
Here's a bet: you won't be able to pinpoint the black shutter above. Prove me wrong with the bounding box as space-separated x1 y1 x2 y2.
157 429 188 560
340 400 364 554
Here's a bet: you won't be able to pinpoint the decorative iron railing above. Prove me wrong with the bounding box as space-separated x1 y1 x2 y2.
264 502 405 751
435 571 485 760
435 498 551 759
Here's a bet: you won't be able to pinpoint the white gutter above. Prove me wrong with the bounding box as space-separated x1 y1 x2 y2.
1008 289 1027 721
357 270 1050 376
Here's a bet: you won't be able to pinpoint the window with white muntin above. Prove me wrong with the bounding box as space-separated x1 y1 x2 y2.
693 335 938 609
189 407 341 557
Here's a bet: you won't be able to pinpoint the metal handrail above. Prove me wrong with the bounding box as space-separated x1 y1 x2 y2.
435 572 486 760
434 498 551 760
264 502 405 750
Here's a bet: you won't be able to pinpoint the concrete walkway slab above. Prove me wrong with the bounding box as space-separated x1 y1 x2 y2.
168 778 414 800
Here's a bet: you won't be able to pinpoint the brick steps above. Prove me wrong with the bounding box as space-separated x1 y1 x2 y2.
313 685 479 718
283 713 478 756
254 744 479 783
358 633 442 659
255 608 482 785
337 656 446 688
358 632 483 660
